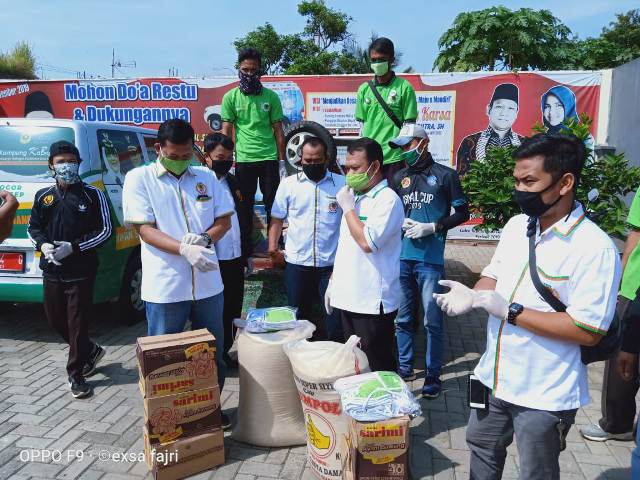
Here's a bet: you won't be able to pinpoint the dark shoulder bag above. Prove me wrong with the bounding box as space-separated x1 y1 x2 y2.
367 80 403 129
526 218 621 365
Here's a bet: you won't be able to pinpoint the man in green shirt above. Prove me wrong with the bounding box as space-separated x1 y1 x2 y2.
355 37 418 183
580 188 640 442
221 48 286 263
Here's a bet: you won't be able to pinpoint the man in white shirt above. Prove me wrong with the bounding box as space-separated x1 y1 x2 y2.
123 120 234 427
202 133 244 368
327 138 404 371
434 134 621 479
268 137 345 340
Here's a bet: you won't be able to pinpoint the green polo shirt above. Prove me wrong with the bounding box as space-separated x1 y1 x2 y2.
621 190 640 300
355 75 417 165
221 87 284 163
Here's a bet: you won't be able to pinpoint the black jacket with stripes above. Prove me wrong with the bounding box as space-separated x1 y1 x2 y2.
27 182 113 281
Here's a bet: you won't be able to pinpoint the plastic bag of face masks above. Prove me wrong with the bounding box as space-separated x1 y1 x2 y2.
232 320 315 447
233 306 299 333
334 371 422 422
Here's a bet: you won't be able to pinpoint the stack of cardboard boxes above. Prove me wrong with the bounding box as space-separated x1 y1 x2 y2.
137 329 225 480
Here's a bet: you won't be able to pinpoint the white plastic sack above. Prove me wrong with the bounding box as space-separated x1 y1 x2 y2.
232 320 315 447
284 335 370 480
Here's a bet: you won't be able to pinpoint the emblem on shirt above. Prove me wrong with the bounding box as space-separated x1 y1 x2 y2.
328 202 338 213
261 102 271 112
42 194 54 206
365 97 371 105
78 204 87 213
401 177 411 189
388 90 397 103
196 182 207 196
427 175 437 186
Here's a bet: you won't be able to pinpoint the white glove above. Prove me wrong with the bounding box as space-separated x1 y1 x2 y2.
181 233 207 246
52 241 73 261
473 290 510 320
336 186 355 213
404 220 436 239
324 280 333 315
402 218 416 231
41 243 61 266
179 243 218 272
433 280 476 316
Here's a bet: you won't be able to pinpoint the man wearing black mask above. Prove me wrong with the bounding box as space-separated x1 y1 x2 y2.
202 133 244 368
221 48 286 273
268 137 344 341
434 134 621 480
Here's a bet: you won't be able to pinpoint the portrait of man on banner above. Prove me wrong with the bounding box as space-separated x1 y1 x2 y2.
455 83 524 176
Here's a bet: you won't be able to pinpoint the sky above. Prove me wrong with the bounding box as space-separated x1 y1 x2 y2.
1 0 637 79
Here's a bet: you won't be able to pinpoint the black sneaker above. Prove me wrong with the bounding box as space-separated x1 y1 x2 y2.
221 412 232 431
421 375 442 399
68 376 92 399
83 344 105 377
398 368 416 382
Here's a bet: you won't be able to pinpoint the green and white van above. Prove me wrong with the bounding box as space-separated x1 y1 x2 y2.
0 118 160 323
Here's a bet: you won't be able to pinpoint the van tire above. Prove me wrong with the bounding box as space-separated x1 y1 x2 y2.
118 251 145 325
284 121 337 176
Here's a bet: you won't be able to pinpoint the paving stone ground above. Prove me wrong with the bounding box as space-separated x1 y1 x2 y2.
0 243 636 479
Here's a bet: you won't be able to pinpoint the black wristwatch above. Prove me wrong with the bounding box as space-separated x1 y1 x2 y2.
200 233 212 247
507 302 524 326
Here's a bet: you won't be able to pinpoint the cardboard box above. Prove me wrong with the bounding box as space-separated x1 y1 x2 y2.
137 329 218 399
144 428 225 480
342 416 411 480
144 386 221 445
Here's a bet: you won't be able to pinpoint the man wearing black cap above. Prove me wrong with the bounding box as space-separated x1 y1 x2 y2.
28 141 112 399
456 83 524 176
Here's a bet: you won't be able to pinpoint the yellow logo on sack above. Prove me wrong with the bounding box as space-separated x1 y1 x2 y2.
42 194 54 206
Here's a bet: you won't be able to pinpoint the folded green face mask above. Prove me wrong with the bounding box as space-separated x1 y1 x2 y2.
357 372 403 399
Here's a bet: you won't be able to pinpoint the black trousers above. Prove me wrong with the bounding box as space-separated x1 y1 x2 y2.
599 297 640 433
43 277 94 380
219 257 245 357
341 307 397 372
382 161 405 187
235 160 280 257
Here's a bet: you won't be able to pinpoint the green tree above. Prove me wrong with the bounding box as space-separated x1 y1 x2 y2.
572 9 640 69
233 0 374 75
434 7 575 72
0 42 36 79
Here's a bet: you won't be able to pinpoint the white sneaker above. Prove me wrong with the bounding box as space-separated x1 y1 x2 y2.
580 424 634 442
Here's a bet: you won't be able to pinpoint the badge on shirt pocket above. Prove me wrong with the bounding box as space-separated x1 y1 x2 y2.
328 201 338 213
196 182 211 202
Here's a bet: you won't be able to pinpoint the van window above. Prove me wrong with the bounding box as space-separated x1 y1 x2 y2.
143 135 158 162
0 126 75 181
97 129 144 185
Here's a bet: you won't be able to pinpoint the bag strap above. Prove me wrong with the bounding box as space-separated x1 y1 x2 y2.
527 217 567 313
367 80 403 129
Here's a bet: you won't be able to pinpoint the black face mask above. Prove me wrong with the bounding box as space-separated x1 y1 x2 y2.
238 71 262 95
514 180 563 217
302 163 327 182
210 160 233 176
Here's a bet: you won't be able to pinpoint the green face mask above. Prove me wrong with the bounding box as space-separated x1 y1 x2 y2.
159 152 191 176
346 162 376 192
370 60 389 76
401 140 426 166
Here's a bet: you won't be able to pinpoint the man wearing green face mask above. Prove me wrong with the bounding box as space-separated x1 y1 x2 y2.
326 138 405 372
123 119 235 429
388 124 469 397
355 37 418 185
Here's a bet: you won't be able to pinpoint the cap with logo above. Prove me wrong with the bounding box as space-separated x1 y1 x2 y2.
389 123 429 149
49 140 80 162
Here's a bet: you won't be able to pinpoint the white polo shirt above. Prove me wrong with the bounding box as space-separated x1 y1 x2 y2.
212 174 242 261
474 204 621 411
330 180 404 315
123 162 234 303
271 171 345 267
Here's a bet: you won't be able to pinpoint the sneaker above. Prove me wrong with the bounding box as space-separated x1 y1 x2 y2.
398 368 416 382
421 375 442 399
83 344 106 377
221 412 232 431
68 376 92 399
580 424 634 442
